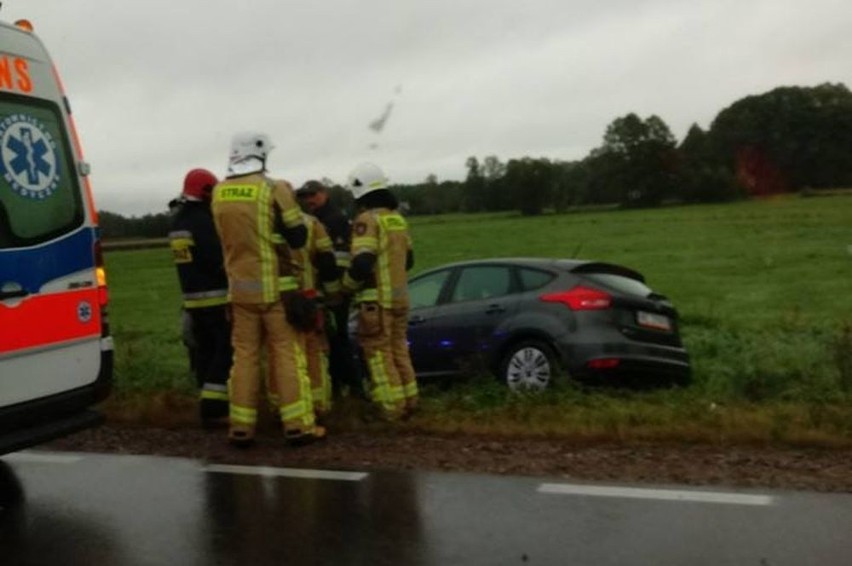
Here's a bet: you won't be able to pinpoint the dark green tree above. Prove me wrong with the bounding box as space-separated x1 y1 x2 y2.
707 83 852 193
503 157 555 215
677 123 741 202
592 113 679 207
550 160 585 212
463 156 487 212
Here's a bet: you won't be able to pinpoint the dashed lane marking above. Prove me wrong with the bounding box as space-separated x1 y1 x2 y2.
538 483 775 506
204 464 368 482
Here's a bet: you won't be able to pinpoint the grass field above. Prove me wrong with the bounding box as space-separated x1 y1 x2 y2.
102 194 852 444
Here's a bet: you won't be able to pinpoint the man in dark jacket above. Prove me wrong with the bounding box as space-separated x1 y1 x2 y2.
169 168 232 427
297 180 364 399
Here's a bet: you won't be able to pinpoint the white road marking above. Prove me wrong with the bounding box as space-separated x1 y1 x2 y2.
3 451 83 464
538 483 775 506
205 464 367 482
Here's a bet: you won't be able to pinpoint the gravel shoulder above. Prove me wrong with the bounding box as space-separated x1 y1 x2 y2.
46 423 852 493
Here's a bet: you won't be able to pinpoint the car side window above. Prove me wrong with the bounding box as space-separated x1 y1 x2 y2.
518 268 555 291
408 269 451 309
451 266 512 303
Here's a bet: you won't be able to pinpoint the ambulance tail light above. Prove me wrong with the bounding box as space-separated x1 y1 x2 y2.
94 239 109 307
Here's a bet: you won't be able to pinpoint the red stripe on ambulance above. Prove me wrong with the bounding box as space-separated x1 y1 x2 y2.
0 289 101 354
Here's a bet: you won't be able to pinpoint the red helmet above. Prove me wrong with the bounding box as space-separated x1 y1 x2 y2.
182 168 218 201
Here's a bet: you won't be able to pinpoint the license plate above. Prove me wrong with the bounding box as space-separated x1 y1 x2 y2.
637 311 671 331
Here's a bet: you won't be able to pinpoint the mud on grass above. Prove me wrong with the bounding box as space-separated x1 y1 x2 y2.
46 391 852 493
97 388 852 449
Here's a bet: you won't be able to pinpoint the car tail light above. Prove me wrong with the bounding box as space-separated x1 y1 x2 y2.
587 358 621 370
540 286 612 310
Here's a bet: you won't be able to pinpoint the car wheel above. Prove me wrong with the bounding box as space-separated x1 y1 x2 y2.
499 340 557 391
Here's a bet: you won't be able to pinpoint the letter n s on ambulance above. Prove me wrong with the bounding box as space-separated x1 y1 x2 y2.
0 18 113 454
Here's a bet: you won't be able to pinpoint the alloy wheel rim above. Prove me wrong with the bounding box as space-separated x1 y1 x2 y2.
506 347 551 391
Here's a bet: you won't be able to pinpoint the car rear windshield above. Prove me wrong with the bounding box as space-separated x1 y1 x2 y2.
0 94 83 250
581 272 654 298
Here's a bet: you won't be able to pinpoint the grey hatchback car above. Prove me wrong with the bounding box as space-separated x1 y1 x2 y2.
403 258 690 390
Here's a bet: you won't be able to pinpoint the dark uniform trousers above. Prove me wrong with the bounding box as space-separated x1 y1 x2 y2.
188 305 232 420
327 298 364 398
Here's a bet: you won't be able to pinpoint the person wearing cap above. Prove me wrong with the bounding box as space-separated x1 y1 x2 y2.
211 132 324 447
296 180 365 399
168 169 232 428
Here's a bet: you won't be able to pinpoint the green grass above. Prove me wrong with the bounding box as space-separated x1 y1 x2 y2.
102 195 852 444
408 196 852 403
106 246 195 394
406 377 852 447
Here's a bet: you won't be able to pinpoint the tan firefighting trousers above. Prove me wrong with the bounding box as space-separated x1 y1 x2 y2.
266 310 332 416
306 326 332 415
357 303 419 418
229 302 315 438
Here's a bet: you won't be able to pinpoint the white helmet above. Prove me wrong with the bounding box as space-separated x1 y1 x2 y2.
347 162 388 200
228 131 274 176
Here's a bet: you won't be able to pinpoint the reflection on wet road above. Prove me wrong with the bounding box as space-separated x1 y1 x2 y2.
2 451 851 565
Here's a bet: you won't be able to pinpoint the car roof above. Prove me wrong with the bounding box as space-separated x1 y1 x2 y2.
415 257 645 281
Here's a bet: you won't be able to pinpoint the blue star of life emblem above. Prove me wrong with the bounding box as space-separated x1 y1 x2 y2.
0 113 60 200
77 301 92 323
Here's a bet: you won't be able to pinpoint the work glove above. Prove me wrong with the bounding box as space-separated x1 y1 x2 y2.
283 291 319 332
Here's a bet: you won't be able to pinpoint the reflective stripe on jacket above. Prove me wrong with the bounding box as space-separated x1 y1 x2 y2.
212 174 304 304
292 213 337 294
169 201 229 309
350 208 412 308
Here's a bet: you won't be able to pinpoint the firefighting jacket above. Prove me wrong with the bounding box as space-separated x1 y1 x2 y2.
312 199 352 274
273 213 338 295
343 207 412 308
211 174 306 304
168 200 229 309
291 213 339 295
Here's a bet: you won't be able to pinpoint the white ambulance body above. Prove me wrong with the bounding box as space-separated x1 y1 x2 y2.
0 19 112 455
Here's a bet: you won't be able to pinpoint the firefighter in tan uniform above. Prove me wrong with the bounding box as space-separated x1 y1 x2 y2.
269 213 339 418
342 162 418 420
211 132 323 447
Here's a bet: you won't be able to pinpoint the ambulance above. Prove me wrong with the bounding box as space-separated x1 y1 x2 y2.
0 18 112 455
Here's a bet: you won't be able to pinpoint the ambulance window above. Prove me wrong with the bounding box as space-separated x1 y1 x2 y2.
0 94 83 249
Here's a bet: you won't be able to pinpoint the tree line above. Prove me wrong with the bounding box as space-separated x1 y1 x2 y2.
100 83 852 238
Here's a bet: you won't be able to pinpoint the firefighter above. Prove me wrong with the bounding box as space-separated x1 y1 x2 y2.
296 180 364 399
211 132 323 447
168 169 232 428
341 162 419 420
269 212 339 418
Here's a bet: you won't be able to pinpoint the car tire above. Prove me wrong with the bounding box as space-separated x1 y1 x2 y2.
498 339 558 391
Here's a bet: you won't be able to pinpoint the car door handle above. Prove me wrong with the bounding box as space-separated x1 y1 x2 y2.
485 304 505 315
408 315 427 326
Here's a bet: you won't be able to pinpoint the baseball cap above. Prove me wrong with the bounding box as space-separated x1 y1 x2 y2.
297 180 325 196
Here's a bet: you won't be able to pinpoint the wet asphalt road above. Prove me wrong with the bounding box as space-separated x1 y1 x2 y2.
1 451 850 566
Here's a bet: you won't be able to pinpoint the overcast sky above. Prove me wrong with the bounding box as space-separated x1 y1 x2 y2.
10 0 851 216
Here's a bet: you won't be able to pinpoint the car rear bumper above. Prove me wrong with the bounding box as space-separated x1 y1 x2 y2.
555 341 691 387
